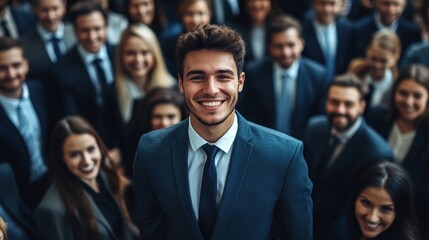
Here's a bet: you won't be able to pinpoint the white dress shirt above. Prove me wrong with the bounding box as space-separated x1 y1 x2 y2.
187 113 238 219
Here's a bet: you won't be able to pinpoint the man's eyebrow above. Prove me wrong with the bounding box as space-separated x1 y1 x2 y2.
186 69 235 77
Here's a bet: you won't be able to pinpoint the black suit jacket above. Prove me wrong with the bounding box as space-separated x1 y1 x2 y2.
302 18 355 75
303 116 393 239
21 24 76 82
51 44 122 148
0 81 50 208
239 57 328 139
9 5 36 37
0 163 41 239
354 15 421 60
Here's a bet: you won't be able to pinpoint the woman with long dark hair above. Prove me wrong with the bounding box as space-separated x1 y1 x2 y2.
35 116 138 240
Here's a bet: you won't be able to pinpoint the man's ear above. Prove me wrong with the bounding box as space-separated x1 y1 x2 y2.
178 74 184 94
238 72 245 92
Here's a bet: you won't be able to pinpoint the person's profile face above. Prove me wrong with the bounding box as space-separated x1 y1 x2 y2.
150 103 182 130
313 0 342 25
122 35 155 81
33 0 66 32
62 133 102 187
366 45 397 81
355 187 396 239
325 86 365 132
374 0 406 25
181 0 211 32
394 79 429 123
246 0 271 25
0 48 29 98
268 28 304 69
128 0 155 25
74 11 107 53
178 49 244 131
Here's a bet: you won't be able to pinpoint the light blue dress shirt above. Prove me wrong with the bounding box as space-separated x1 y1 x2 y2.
36 22 67 62
187 113 238 219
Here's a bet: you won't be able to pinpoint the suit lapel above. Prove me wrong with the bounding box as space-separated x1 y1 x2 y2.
212 114 253 240
171 121 202 239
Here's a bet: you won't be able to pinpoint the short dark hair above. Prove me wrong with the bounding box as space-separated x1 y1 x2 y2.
0 36 24 56
32 0 66 7
329 73 369 100
175 24 246 79
266 14 302 44
69 1 108 27
347 161 420 240
389 64 429 125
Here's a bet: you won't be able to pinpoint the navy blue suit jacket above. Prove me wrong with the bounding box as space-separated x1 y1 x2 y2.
302 18 355 75
367 107 429 234
51 44 122 148
0 81 50 208
0 163 41 239
354 15 421 60
9 5 36 37
303 116 393 238
133 113 313 240
239 57 327 139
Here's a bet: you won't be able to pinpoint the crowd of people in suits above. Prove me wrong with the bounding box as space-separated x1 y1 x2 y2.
0 0 428 239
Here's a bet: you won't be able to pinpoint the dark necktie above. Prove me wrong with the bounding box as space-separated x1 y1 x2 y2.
364 83 375 106
324 135 340 167
92 58 108 104
199 144 220 240
50 35 62 61
1 20 11 37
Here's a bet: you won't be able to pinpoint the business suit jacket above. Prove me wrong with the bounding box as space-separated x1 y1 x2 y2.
35 177 134 240
303 116 393 239
401 41 429 68
51 44 122 148
354 15 421 60
302 18 355 75
0 80 50 209
133 113 313 239
239 57 327 139
367 107 429 235
0 163 41 239
9 5 36 37
21 23 76 83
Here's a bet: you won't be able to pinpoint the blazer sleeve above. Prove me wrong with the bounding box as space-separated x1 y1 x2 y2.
277 141 313 240
35 206 74 240
133 138 166 239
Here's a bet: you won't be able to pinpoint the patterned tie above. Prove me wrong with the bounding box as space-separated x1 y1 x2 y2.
276 74 292 134
1 20 11 37
16 103 47 182
199 144 220 240
50 35 63 61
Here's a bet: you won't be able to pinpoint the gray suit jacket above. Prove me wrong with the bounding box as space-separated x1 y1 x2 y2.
133 112 313 240
35 177 134 240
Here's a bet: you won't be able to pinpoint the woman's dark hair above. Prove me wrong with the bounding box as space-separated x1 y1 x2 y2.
234 0 283 26
176 24 246 79
347 161 420 240
123 0 168 31
48 116 121 240
389 64 429 126
135 87 188 134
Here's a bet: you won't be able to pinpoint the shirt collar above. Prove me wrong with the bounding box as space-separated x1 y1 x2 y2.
0 83 29 109
374 13 399 32
77 44 108 65
36 22 65 42
188 112 238 154
364 69 393 87
274 59 300 80
312 18 335 30
125 79 145 100
331 117 362 143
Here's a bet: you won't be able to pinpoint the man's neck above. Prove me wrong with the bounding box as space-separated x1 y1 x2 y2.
190 112 235 143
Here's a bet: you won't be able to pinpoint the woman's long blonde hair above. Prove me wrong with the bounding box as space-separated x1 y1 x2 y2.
115 23 175 122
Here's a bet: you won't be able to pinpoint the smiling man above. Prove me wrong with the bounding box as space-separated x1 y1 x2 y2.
133 24 313 240
303 73 393 240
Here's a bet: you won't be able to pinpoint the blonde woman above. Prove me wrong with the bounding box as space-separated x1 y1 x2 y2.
115 23 175 124
348 29 401 109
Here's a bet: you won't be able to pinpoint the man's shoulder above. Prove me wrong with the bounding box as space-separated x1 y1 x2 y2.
246 120 302 149
138 120 186 148
300 57 325 73
354 15 374 29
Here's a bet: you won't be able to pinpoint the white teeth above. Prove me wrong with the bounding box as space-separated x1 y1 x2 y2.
202 101 221 107
366 221 380 229
81 165 94 172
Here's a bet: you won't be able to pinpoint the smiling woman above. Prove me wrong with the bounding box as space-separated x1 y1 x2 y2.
328 161 421 240
34 116 138 240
